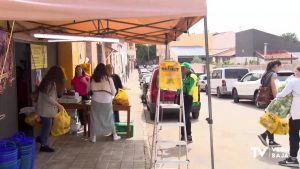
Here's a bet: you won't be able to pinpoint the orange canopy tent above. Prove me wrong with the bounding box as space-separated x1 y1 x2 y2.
0 0 206 44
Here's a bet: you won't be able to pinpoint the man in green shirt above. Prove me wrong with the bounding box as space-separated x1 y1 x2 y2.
180 62 197 142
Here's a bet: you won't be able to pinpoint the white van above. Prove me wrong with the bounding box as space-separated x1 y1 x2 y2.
210 67 249 97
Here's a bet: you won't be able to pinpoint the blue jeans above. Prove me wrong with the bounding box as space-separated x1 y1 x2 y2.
114 111 120 122
40 117 52 146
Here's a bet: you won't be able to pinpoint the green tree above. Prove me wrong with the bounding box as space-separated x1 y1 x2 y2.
149 45 157 60
135 44 157 63
222 60 234 65
191 56 203 63
281 33 298 42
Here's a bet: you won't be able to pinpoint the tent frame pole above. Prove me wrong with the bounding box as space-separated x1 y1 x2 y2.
203 16 215 169
165 33 169 60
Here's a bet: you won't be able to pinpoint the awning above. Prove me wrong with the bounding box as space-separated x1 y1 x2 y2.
171 46 205 56
0 0 207 44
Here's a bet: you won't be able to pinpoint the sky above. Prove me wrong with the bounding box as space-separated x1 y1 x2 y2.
189 0 300 37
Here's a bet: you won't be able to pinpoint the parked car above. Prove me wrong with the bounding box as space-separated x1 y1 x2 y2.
198 74 207 92
141 75 152 103
140 73 152 86
139 69 150 81
232 70 294 107
146 69 201 120
210 67 249 97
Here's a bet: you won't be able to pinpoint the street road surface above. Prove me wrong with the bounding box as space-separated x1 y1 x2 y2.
143 93 290 169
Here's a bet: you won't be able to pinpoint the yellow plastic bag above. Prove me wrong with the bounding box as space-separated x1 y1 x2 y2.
51 110 71 136
24 113 41 128
79 63 91 76
113 89 130 106
274 118 289 135
259 112 280 133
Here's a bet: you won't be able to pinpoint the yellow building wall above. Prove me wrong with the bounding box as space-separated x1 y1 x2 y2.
58 43 73 89
58 42 88 89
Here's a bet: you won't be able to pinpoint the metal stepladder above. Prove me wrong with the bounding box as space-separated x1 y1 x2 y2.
150 61 189 169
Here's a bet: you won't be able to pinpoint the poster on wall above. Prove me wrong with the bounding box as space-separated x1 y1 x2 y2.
0 30 13 95
30 44 47 69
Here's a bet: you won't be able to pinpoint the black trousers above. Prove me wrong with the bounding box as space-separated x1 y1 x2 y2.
78 95 89 125
181 95 193 137
289 118 300 157
262 130 274 141
114 111 120 122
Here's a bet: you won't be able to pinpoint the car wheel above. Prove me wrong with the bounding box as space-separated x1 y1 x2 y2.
254 92 262 108
192 112 199 119
232 89 239 103
150 111 155 120
217 87 222 98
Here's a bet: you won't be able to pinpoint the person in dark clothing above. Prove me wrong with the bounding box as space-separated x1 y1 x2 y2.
258 60 282 147
106 64 123 122
180 62 198 143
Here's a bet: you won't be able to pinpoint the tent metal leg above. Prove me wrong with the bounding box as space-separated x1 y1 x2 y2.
165 33 169 60
203 16 215 169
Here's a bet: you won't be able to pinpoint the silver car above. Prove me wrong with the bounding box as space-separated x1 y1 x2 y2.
198 74 207 92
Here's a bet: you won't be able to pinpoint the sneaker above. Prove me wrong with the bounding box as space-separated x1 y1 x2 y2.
40 145 55 152
258 134 268 146
279 157 299 168
269 141 281 147
90 136 96 143
181 135 193 143
113 135 121 141
187 136 193 143
104 132 112 136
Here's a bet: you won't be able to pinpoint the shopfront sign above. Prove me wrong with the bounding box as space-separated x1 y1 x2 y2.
159 60 182 90
31 44 47 69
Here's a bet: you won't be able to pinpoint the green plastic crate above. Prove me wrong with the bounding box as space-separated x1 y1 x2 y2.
114 122 134 137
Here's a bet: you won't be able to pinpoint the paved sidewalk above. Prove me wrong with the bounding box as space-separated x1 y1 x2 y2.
35 69 149 169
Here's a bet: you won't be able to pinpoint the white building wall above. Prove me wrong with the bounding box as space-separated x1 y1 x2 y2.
211 32 235 55
111 42 128 83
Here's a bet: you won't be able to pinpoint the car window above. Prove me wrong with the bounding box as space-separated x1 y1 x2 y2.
250 73 262 81
277 72 294 81
203 76 207 80
242 74 252 82
225 69 249 79
212 70 222 79
145 76 151 83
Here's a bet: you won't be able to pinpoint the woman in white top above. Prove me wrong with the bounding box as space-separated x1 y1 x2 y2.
89 63 121 142
277 66 300 167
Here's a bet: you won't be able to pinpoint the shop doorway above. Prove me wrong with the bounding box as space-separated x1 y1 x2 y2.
15 42 33 135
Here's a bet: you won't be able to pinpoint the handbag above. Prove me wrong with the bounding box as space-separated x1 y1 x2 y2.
256 72 274 107
256 86 273 107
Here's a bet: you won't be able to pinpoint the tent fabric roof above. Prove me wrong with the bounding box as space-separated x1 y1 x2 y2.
171 46 205 56
0 0 207 44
